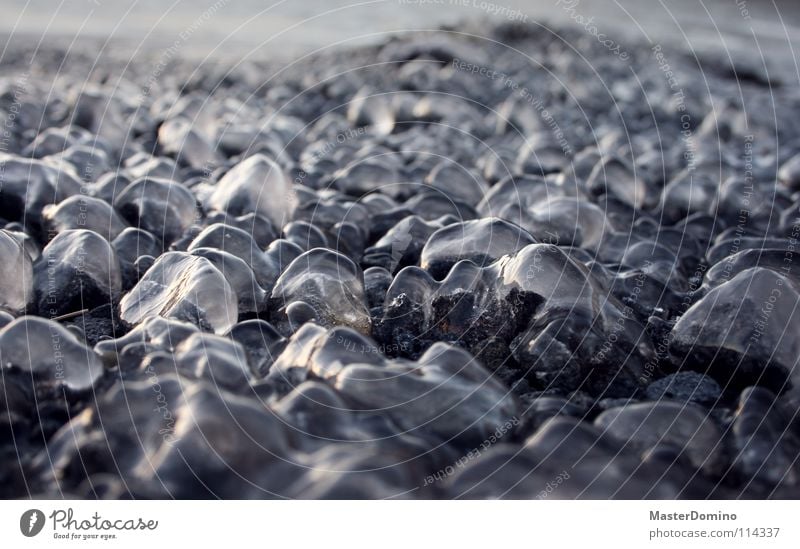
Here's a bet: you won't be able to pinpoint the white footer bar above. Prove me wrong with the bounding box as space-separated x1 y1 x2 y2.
1 500 797 547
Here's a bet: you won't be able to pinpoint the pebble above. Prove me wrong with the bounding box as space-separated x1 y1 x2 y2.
2 22 800 499
226 319 286 377
120 251 237 334
270 248 371 335
0 316 103 392
420 218 536 278
335 342 518 446
157 117 223 169
113 177 197 245
190 247 267 314
33 229 122 317
449 417 714 498
424 160 489 206
187 223 277 290
0 154 83 229
587 156 650 210
669 267 800 392
50 144 111 182
94 316 199 367
34 374 291 498
778 153 800 191
595 401 726 475
0 229 33 314
173 332 251 389
731 387 800 491
204 153 297 228
42 195 128 242
645 372 722 406
112 228 162 289
363 215 443 273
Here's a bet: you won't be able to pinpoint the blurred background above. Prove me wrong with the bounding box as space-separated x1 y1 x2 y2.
1 0 798 71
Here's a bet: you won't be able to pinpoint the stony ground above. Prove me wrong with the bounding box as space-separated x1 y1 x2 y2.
1 21 799 498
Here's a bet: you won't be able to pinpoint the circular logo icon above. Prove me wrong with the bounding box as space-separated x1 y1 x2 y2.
20 509 45 537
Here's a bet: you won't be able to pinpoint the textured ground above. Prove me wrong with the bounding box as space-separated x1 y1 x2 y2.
1 20 800 498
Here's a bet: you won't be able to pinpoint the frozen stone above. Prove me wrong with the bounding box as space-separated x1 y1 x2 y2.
420 218 536 278
158 116 222 169
0 229 33 314
42 195 128 241
0 316 103 392
0 154 83 226
190 247 267 314
33 229 122 317
335 342 518 446
120 251 237 334
271 248 371 335
669 267 800 392
204 154 297 228
113 177 197 245
595 401 726 474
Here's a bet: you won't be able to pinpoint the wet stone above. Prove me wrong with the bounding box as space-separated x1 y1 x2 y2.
204 212 278 249
702 249 800 290
123 154 178 181
21 126 96 159
499 244 652 397
273 381 376 446
34 375 292 498
0 310 14 328
293 196 371 238
778 153 800 191
282 221 329 251
90 172 132 204
50 145 111 182
4 225 41 261
6 21 800 500
403 192 478 223
363 266 393 310
449 417 714 498
94 316 200 367
587 156 650 210
706 237 794 266
424 161 489 206
158 116 223 169
0 372 31 439
516 197 609 251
